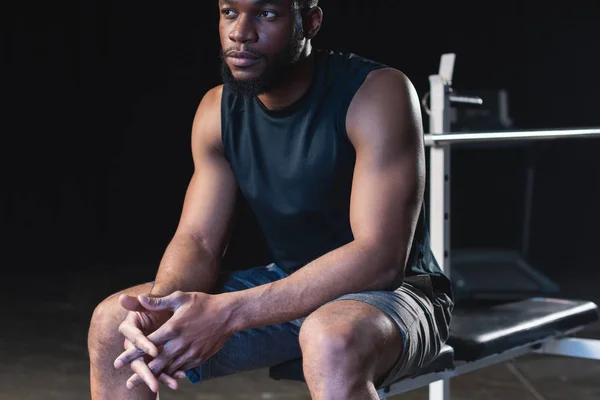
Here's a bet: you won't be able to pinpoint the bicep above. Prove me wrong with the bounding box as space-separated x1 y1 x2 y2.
177 151 238 257
347 70 425 261
176 88 238 257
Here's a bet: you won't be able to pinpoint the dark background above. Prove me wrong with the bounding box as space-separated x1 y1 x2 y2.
2 2 599 305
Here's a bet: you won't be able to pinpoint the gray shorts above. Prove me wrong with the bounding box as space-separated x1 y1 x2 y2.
185 264 452 389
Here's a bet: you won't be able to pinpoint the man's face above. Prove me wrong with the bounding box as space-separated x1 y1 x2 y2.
218 0 305 96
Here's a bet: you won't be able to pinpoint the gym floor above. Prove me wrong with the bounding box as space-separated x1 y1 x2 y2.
2 261 599 400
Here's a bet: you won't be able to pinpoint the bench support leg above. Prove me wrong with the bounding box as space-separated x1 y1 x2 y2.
429 379 450 400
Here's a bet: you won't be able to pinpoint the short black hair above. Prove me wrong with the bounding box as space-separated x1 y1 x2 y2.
295 0 318 9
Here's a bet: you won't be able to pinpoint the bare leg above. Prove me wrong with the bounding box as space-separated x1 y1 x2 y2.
88 283 158 400
299 300 403 400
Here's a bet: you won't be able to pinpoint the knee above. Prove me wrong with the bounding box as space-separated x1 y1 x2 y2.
90 292 123 333
88 293 125 359
299 314 374 374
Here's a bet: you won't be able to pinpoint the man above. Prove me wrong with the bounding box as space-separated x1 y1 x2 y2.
87 0 453 399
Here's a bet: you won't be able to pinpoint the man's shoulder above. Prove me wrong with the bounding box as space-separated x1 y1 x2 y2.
202 85 225 107
361 68 413 94
346 67 421 141
194 85 225 122
340 66 415 123
192 85 226 147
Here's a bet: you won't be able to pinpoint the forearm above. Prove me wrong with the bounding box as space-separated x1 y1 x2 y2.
227 240 403 332
151 232 221 297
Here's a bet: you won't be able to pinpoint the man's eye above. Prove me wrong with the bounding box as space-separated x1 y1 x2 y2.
258 11 277 19
221 9 237 18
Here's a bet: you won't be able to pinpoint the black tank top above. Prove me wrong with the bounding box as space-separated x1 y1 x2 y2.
221 49 452 297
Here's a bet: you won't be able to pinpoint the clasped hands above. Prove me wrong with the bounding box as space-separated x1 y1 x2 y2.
113 291 236 392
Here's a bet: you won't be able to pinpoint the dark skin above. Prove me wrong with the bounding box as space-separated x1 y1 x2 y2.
220 0 322 108
109 0 426 398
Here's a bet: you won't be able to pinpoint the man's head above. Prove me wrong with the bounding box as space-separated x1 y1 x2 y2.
219 0 322 97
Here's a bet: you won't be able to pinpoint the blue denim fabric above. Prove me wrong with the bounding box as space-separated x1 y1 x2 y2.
185 264 305 383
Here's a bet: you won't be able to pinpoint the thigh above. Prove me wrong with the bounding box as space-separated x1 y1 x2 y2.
332 281 445 388
186 264 305 383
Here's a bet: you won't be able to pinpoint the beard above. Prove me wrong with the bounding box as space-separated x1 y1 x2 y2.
220 25 305 97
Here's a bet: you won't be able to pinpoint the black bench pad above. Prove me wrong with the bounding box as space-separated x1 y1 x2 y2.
448 298 599 362
269 344 454 383
269 298 599 383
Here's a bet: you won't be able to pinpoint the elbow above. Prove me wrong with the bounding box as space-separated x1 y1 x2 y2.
353 238 407 291
368 245 407 291
376 265 405 291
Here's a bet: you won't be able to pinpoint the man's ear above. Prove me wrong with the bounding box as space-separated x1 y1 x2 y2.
304 6 323 40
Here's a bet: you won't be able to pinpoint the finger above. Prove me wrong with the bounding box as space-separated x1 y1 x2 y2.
127 343 182 388
127 361 167 390
115 332 156 368
174 371 187 379
128 358 159 393
145 323 179 347
119 294 147 312
165 348 197 376
128 372 182 391
138 291 185 312
114 346 146 369
159 372 179 390
118 322 159 358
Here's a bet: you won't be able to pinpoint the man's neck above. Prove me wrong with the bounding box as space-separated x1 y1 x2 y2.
257 48 316 111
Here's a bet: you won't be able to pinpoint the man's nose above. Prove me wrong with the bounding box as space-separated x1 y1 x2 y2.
229 15 258 44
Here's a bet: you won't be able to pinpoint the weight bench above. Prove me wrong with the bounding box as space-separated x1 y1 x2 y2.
269 297 600 399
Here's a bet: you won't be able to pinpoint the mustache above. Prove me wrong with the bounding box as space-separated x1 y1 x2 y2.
222 47 264 58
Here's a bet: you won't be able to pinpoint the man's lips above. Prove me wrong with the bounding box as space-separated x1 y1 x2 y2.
227 51 262 67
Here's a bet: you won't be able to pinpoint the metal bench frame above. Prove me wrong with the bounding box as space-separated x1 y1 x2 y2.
379 334 600 399
409 53 600 400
